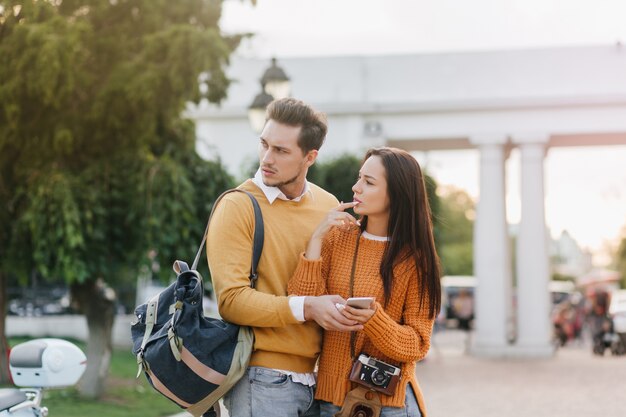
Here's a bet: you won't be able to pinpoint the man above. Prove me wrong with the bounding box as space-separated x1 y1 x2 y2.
207 98 362 417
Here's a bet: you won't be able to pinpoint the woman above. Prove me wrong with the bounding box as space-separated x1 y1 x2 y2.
289 147 441 417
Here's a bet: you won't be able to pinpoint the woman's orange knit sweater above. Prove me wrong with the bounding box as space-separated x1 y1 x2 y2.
288 225 434 415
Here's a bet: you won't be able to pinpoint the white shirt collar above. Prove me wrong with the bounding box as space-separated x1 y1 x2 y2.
362 231 390 241
252 169 311 204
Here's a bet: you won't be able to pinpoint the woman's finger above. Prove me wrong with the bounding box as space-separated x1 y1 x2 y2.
341 308 373 321
336 201 359 212
344 304 375 314
341 305 376 323
342 212 360 225
331 211 359 226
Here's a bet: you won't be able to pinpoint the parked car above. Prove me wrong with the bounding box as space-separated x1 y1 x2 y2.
7 287 73 316
441 276 579 333
549 280 576 305
441 275 475 328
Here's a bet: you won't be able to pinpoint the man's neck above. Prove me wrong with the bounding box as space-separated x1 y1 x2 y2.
278 179 307 200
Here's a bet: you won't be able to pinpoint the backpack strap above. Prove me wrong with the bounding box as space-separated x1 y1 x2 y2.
173 260 190 275
136 293 160 377
162 189 265 363
190 189 264 287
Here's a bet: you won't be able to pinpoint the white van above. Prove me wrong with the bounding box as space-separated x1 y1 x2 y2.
440 276 576 327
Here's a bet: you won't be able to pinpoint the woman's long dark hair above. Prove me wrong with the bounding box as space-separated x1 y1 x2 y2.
359 147 441 319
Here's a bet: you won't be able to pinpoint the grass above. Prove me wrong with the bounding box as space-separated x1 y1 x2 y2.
5 338 182 417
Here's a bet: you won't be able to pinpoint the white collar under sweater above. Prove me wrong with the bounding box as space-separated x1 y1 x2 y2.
252 168 312 204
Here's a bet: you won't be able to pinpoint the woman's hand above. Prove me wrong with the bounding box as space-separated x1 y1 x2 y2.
338 301 376 324
311 201 360 240
305 201 360 259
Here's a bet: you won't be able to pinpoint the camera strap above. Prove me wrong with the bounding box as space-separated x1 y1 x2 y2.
349 232 362 359
344 232 402 407
344 235 383 417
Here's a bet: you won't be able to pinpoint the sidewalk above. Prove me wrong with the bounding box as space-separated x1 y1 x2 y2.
421 330 625 417
168 330 626 417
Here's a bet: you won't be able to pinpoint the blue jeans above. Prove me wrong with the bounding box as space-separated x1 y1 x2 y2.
223 366 319 417
320 385 422 417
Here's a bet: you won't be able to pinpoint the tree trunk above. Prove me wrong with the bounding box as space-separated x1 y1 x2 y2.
0 271 11 384
71 278 116 398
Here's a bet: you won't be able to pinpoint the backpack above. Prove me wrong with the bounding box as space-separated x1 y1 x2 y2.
131 189 263 417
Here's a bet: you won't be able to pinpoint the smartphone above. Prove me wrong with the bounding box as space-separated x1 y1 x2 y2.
346 297 375 309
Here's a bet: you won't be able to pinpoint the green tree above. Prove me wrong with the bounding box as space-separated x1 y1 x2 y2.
310 154 361 203
437 187 475 275
424 173 442 252
0 0 237 394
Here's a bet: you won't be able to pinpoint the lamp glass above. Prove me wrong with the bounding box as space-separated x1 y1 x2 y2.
265 80 291 100
248 108 267 134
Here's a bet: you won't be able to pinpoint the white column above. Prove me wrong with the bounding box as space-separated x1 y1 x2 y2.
513 135 554 357
470 137 512 356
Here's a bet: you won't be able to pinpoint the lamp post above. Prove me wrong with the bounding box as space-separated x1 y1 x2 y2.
248 57 291 133
261 57 291 100
248 85 274 135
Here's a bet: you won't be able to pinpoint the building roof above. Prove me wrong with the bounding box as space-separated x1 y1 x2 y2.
190 44 626 116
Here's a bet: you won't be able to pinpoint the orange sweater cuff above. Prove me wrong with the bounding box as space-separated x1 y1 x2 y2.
289 253 325 296
363 301 396 342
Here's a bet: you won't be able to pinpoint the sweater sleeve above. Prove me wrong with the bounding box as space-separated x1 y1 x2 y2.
362 264 434 363
287 227 337 296
207 195 298 328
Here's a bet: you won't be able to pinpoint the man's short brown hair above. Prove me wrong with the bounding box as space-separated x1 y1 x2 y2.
265 98 328 154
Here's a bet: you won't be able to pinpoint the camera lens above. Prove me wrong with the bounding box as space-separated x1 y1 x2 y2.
370 370 389 386
351 405 374 417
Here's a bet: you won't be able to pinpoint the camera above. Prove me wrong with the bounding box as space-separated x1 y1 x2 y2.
349 353 401 396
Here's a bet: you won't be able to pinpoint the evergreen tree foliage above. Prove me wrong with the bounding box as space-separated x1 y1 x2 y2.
0 0 237 394
437 187 475 276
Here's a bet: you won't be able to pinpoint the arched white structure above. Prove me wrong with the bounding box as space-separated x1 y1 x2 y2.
186 45 626 357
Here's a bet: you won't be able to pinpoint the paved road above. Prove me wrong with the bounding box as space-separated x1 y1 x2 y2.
422 330 625 417
168 330 626 417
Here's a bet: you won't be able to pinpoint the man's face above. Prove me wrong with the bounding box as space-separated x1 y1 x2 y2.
258 119 317 197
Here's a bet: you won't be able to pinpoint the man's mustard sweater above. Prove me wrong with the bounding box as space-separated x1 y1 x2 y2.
207 180 338 373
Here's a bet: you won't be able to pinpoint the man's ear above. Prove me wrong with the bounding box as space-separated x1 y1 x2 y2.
304 149 318 168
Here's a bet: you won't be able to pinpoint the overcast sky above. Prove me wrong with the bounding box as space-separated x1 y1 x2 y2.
220 0 626 265
221 0 626 57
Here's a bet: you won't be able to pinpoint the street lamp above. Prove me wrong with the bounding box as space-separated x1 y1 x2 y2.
248 85 274 134
261 57 291 100
247 57 291 133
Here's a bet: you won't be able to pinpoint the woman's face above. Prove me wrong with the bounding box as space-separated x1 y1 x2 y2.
352 155 390 219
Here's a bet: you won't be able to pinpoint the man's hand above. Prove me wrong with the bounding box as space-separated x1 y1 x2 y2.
303 295 364 332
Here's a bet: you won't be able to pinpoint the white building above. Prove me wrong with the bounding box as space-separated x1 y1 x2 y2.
186 45 626 357
550 230 593 278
